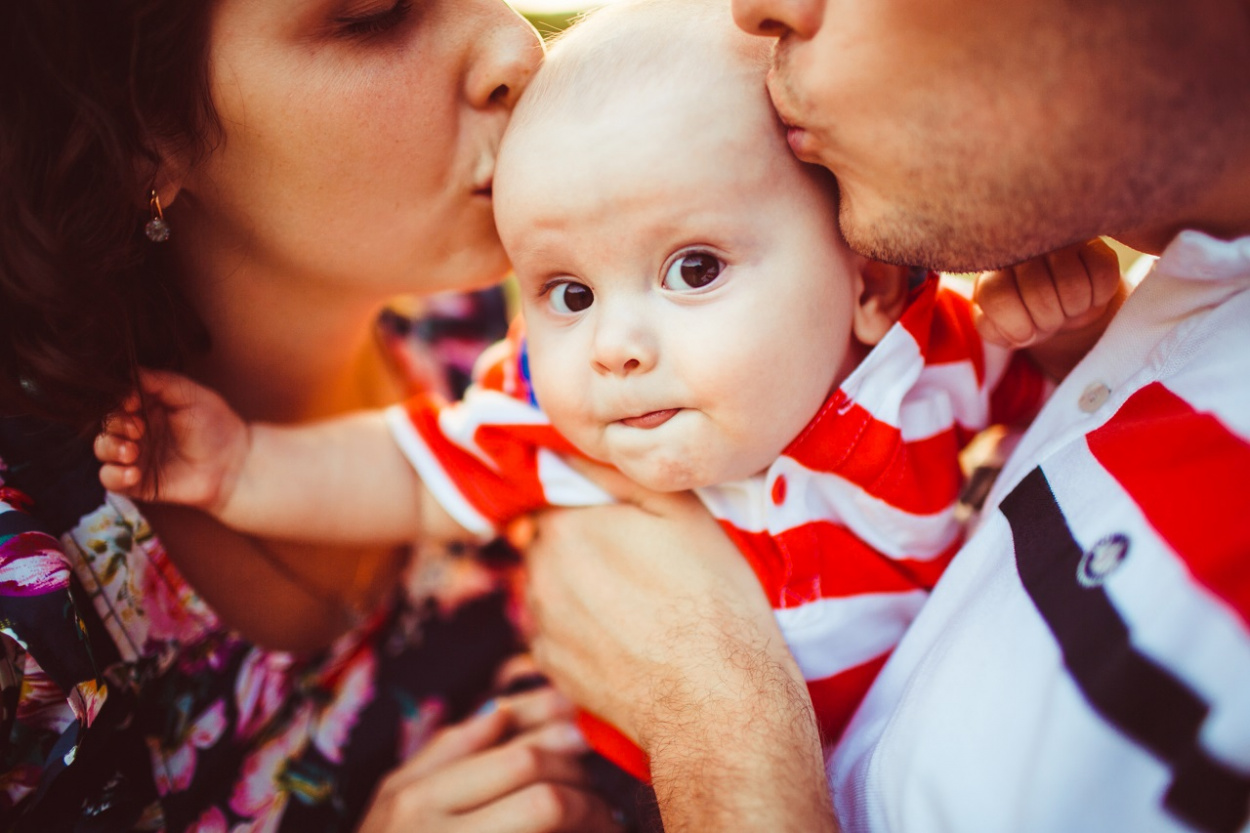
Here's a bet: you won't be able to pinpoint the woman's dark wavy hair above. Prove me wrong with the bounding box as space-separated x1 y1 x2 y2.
0 0 217 435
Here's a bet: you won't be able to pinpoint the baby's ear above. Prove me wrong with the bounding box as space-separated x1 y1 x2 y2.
851 259 912 346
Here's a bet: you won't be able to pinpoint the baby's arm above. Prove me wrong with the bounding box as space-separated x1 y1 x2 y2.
96 370 467 545
972 238 1128 380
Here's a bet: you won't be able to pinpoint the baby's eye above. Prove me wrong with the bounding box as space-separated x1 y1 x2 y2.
663 252 724 292
548 281 594 314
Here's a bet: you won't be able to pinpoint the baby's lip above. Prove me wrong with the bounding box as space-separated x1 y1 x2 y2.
472 177 493 197
617 408 680 429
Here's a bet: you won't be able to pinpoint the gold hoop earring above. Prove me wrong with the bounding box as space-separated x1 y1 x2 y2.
145 190 171 243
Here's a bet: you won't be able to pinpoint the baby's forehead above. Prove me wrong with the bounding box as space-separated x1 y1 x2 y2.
497 79 781 213
500 41 775 175
507 0 772 137
493 0 792 228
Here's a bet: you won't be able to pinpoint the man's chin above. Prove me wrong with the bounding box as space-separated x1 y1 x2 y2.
839 202 1036 273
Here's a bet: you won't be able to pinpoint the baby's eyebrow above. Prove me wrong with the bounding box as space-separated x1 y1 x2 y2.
505 241 571 273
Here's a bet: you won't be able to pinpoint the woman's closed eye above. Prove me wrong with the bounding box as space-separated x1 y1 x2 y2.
662 251 725 292
334 0 413 39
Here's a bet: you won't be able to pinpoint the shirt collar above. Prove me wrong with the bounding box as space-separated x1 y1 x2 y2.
1155 229 1250 282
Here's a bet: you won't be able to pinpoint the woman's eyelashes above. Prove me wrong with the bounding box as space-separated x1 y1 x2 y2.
334 0 413 38
546 281 595 314
662 251 724 292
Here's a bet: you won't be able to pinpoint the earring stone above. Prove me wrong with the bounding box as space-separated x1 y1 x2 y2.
145 190 171 243
144 216 171 242
143 215 171 241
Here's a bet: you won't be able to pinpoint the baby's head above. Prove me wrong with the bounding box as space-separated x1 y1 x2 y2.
494 0 910 492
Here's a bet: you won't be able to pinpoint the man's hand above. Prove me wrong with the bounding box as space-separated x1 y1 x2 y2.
522 467 835 831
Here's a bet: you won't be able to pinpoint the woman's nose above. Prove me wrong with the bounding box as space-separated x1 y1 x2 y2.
732 0 824 40
467 2 544 110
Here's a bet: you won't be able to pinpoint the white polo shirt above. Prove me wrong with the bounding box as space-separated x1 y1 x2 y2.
829 230 1250 833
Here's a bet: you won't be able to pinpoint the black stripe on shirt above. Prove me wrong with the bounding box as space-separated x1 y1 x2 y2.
1001 466 1250 833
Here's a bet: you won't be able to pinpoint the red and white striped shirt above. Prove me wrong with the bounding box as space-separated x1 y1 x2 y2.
387 277 1046 777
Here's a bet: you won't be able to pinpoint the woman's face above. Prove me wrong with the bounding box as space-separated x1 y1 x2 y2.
175 0 542 296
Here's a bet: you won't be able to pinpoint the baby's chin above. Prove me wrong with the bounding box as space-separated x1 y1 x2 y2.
613 457 720 494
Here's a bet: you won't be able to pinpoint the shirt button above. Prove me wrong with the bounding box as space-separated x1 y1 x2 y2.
1079 382 1111 413
771 475 787 505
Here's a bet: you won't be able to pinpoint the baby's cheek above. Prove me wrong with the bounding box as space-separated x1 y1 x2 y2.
539 395 601 457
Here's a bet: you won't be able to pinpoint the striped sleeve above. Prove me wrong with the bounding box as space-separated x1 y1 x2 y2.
927 286 1049 432
385 335 611 535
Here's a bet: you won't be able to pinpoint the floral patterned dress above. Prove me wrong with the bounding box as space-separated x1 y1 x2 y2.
1 293 520 833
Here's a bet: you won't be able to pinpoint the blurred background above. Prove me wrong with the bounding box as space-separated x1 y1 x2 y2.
513 0 614 35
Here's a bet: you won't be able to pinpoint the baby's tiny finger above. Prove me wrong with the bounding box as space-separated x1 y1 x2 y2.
1077 239 1122 309
971 304 1009 347
93 432 136 464
973 269 1035 346
103 412 145 441
1013 257 1065 335
118 416 145 440
1044 245 1095 318
99 463 141 493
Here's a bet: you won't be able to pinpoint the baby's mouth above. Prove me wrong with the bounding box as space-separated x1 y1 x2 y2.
618 409 680 429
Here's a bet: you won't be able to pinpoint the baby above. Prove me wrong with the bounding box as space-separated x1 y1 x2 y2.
97 0 1121 781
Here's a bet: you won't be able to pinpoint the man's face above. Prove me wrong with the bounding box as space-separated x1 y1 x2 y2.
732 0 1244 270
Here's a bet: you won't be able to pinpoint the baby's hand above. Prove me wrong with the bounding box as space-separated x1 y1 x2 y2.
972 238 1122 349
95 370 249 511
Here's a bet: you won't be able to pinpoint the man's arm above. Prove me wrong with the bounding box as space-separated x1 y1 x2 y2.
524 485 836 832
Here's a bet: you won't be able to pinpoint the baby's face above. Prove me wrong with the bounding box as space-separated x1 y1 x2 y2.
494 68 863 491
